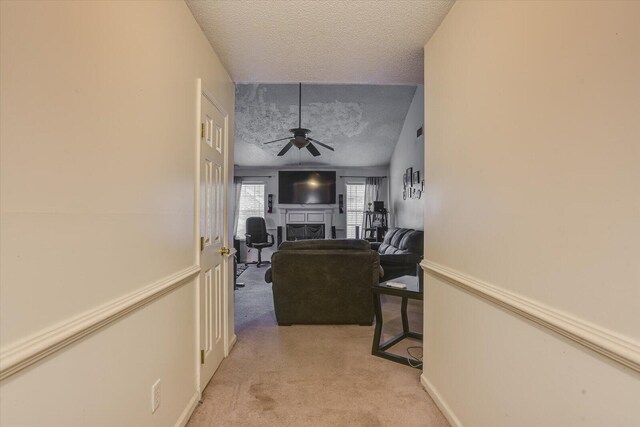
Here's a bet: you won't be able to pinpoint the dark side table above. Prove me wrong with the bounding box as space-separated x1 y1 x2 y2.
371 275 423 368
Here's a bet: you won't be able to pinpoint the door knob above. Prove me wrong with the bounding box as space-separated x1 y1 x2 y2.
220 247 231 255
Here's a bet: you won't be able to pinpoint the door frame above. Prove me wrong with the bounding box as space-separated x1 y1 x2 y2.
194 78 234 395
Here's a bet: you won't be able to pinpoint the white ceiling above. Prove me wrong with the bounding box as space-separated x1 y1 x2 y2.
186 0 454 84
235 83 417 167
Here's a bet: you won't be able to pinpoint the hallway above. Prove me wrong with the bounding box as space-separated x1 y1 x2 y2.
186 266 448 426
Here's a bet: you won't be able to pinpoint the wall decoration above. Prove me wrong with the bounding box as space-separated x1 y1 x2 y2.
267 194 273 213
402 168 423 200
338 194 344 213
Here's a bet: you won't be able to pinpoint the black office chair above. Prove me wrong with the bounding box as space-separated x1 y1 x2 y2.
245 217 274 267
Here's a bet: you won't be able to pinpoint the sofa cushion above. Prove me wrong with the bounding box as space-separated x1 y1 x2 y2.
388 228 411 248
375 228 423 282
377 228 423 255
278 239 370 251
398 230 423 254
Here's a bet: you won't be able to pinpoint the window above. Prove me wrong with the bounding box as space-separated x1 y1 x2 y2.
236 183 265 237
346 183 365 238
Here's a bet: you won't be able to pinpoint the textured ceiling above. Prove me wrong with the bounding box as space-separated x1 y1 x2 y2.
186 0 454 84
235 84 417 167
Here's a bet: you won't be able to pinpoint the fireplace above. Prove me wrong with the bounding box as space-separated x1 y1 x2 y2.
277 207 335 241
286 224 325 241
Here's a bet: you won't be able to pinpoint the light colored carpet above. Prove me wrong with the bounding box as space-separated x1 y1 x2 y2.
187 265 449 427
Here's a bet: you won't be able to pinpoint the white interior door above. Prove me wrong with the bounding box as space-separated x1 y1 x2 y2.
199 90 227 391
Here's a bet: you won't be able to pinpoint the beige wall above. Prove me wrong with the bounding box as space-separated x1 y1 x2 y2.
423 1 640 426
0 1 234 425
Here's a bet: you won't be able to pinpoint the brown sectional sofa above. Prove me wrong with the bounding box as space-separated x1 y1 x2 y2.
371 228 423 282
265 239 380 326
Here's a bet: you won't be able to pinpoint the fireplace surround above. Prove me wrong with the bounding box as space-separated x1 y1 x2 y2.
286 224 325 241
277 206 336 240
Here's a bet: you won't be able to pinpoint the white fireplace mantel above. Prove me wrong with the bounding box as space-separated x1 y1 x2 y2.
276 205 336 239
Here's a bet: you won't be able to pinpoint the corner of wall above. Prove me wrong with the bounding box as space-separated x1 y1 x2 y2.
388 87 425 230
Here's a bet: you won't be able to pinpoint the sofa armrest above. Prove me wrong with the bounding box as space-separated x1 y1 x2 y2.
379 253 422 265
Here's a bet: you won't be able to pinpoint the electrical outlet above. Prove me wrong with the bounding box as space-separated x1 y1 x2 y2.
151 379 161 413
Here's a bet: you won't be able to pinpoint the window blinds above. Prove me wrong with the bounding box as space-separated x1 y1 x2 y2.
237 183 265 237
346 183 365 238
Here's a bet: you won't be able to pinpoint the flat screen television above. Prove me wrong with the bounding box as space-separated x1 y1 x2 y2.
278 171 336 204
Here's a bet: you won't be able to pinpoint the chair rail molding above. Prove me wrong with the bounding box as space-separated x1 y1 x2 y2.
421 260 640 373
0 265 201 381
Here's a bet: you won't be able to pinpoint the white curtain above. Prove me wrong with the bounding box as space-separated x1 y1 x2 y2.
362 177 384 237
233 176 243 238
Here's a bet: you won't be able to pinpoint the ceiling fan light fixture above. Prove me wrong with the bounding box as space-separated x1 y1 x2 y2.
292 136 308 149
262 83 333 156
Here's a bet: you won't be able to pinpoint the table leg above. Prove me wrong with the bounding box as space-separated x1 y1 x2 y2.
371 293 383 355
401 296 409 334
371 290 423 369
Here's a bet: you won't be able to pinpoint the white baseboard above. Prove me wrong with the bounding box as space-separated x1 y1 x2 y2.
228 334 237 354
174 391 200 427
421 373 463 427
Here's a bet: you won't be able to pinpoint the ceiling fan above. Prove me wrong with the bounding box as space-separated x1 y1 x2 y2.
263 83 335 157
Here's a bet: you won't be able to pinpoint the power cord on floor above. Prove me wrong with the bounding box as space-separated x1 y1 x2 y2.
407 346 423 368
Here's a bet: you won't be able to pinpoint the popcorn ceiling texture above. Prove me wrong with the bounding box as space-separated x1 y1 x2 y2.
235 84 416 167
186 0 455 84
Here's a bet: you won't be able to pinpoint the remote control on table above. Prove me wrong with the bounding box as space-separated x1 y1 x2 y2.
385 282 407 289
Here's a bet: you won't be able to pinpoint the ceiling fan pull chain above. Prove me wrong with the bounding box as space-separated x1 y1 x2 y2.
299 82 302 129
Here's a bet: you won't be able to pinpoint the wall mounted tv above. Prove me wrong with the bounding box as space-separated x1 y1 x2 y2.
278 171 336 204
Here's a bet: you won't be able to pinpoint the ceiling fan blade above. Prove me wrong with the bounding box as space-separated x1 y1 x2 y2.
308 138 335 152
277 141 294 156
306 142 321 157
264 136 291 145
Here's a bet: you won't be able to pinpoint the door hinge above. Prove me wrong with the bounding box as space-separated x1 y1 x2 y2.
200 349 205 364
200 236 205 251
201 123 205 139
